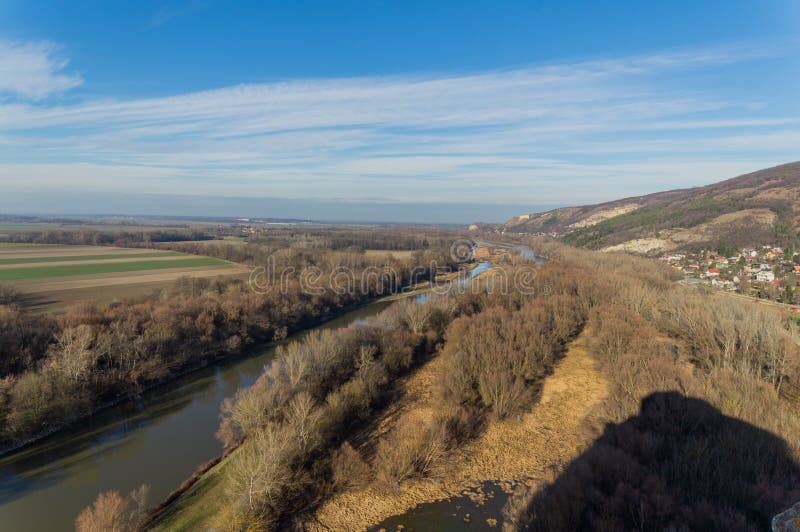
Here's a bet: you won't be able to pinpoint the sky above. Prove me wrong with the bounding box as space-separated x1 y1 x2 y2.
0 1 799 223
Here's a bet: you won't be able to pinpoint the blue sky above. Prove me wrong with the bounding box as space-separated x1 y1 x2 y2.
0 1 799 223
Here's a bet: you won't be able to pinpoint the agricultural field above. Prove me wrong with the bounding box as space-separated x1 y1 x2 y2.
363 249 419 259
0 223 60 232
0 244 249 311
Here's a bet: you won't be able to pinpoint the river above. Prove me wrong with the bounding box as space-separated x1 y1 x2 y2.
0 258 502 530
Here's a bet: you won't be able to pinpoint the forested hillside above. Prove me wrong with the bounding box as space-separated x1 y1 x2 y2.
502 162 800 255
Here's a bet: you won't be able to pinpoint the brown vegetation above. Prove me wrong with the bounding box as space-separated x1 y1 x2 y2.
500 239 800 530
75 484 149 532
210 293 470 528
92 233 800 530
316 239 800 530
0 229 459 449
200 245 621 529
313 317 609 530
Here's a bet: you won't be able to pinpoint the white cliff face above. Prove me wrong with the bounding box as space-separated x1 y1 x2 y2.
773 501 800 531
567 203 641 229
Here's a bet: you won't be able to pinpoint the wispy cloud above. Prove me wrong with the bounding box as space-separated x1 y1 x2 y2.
0 40 82 100
0 42 796 208
147 1 210 29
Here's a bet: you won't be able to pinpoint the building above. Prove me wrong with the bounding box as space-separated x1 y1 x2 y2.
756 270 775 283
712 278 734 289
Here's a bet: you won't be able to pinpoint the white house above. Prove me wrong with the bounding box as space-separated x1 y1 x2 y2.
712 278 734 289
756 270 775 282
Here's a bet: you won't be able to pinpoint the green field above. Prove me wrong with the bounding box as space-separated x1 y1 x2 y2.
0 257 229 281
0 251 183 266
0 224 59 231
0 242 56 248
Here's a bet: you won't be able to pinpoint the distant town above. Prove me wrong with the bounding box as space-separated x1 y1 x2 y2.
661 246 800 308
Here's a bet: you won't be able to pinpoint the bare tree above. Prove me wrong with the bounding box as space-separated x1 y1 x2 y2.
75 484 148 532
48 325 97 383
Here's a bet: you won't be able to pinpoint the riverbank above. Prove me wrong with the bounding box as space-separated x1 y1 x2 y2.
0 292 406 531
0 295 380 458
311 329 607 530
148 326 604 531
143 245 533 530
142 273 473 530
0 258 468 460
0 271 474 531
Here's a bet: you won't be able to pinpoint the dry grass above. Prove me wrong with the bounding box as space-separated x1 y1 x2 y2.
473 243 508 262
363 249 418 259
310 330 609 530
18 270 250 312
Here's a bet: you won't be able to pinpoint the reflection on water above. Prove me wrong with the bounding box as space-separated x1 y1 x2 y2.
0 300 391 531
415 260 493 305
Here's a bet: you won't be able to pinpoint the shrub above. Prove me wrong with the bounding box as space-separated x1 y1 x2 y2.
331 442 372 490
374 419 448 491
75 484 148 532
0 283 21 305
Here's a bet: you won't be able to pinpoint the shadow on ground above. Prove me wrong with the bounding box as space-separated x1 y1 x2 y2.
513 391 800 531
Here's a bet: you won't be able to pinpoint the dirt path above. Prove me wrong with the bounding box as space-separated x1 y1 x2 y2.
310 329 609 530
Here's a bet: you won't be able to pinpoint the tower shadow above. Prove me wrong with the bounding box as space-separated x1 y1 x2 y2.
517 392 800 531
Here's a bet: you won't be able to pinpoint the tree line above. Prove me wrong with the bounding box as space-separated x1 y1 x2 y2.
0 233 458 449
78 236 800 530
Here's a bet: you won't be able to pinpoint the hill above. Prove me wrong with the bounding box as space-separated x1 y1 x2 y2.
502 161 800 255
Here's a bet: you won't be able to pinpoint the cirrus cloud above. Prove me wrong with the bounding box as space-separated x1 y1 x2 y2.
0 40 82 100
0 41 797 214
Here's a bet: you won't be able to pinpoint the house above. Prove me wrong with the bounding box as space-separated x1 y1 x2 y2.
794 265 800 274
756 270 775 282
705 268 720 278
712 278 734 288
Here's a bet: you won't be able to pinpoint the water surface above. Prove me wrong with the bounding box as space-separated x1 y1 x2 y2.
0 301 391 531
0 256 515 530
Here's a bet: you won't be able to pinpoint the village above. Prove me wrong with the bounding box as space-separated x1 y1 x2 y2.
661 245 800 308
